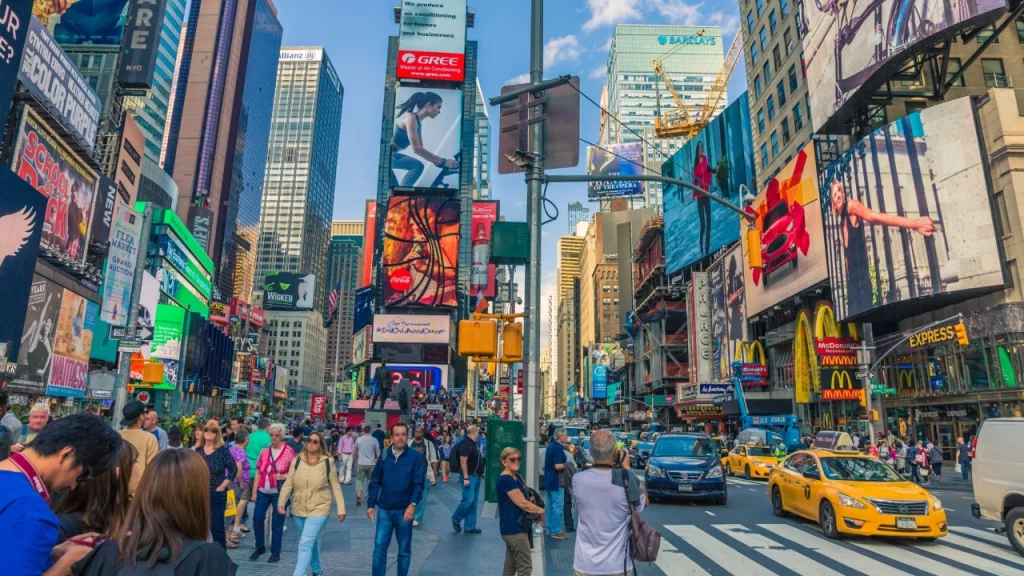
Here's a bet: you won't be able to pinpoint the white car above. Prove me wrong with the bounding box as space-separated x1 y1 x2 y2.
971 418 1024 556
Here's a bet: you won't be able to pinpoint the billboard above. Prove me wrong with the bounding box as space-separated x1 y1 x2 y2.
802 0 1006 133
397 0 467 81
115 115 144 206
382 196 460 307
186 204 214 255
263 271 316 310
742 144 828 317
359 201 377 288
11 278 63 394
89 176 124 246
0 167 48 360
100 202 143 326
372 314 451 344
19 17 101 149
587 142 643 199
150 304 185 389
470 201 498 301
0 0 33 142
708 247 749 382
352 326 372 366
390 86 462 191
137 271 159 328
310 394 327 418
13 108 98 266
353 286 373 334
689 272 712 383
273 365 288 399
370 363 449 393
47 290 97 398
663 93 755 273
819 97 1004 321
117 0 169 89
50 0 130 45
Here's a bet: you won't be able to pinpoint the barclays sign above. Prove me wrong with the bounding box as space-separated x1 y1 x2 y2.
657 35 716 46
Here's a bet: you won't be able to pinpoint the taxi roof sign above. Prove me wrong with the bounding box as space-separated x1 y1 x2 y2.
813 431 857 452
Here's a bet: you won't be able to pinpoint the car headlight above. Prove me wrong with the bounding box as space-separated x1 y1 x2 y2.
755 461 770 467
932 497 943 511
837 492 866 509
706 466 723 479
648 465 665 477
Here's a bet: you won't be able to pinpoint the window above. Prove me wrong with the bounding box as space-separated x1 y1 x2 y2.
747 11 755 33
777 81 787 106
757 108 765 132
793 103 804 130
771 131 779 156
769 10 777 35
759 27 768 50
784 28 794 55
755 0 763 16
781 0 790 16
767 96 776 120
1017 18 1024 43
978 24 998 44
760 143 769 168
982 58 1006 87
945 57 965 87
773 46 782 70
763 61 772 83
751 43 759 66
754 75 762 97
788 65 798 92
781 118 791 144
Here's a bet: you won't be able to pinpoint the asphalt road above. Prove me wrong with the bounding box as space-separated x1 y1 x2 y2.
545 471 1022 575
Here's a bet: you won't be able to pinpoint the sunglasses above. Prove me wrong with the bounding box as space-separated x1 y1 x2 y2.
306 439 320 446
76 466 93 483
506 457 521 463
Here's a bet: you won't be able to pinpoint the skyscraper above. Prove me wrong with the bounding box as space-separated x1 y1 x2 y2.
605 25 725 210
324 227 364 377
165 0 284 303
471 79 491 201
567 202 589 234
256 47 344 312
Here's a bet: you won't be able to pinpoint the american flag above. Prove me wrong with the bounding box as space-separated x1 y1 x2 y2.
325 283 340 327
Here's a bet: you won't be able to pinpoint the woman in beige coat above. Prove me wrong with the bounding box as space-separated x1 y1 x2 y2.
277 431 346 576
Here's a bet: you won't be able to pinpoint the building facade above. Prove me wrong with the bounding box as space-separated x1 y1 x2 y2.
264 309 328 414
332 221 365 237
557 235 586 301
256 47 344 312
324 231 364 378
471 79 491 201
567 202 589 234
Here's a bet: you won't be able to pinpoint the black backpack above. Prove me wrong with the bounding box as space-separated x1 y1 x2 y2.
113 540 205 575
0 425 11 461
294 455 332 476
448 437 465 473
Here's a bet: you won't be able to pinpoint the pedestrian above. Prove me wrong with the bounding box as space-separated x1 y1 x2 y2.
440 434 453 482
572 429 645 576
0 393 23 448
278 431 346 576
336 426 355 485
0 412 122 575
191 427 204 449
54 441 138 542
895 440 907 475
451 425 484 534
497 447 545 576
287 427 305 454
226 428 251 548
409 425 439 527
70 449 238 575
196 419 237 548
144 410 169 450
12 401 51 452
561 437 577 532
906 440 920 482
226 417 243 446
250 423 295 563
118 400 159 484
372 423 386 451
928 441 944 482
167 425 185 449
367 423 424 576
538 433 548 488
916 442 931 485
956 436 972 481
544 428 568 539
354 425 381 506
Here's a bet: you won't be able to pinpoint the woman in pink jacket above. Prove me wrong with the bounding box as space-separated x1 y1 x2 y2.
693 141 713 256
250 423 296 563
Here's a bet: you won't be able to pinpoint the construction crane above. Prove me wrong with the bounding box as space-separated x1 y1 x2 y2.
653 28 744 139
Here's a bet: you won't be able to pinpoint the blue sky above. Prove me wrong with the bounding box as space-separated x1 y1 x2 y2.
277 0 745 346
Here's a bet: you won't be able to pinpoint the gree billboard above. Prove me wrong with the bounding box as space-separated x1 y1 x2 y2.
397 0 467 81
818 97 1004 321
390 86 463 191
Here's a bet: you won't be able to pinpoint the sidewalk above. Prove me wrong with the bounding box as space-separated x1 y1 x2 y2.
226 475 507 575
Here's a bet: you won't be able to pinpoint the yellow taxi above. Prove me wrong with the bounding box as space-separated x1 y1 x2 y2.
768 432 947 540
725 443 778 479
711 436 728 466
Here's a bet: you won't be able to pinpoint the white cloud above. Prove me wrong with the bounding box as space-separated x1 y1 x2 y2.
505 72 531 85
583 0 731 33
544 35 582 68
583 0 644 32
648 0 702 24
589 65 607 79
601 36 614 52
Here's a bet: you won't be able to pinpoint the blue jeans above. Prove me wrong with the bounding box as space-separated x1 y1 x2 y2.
210 488 227 547
292 515 328 576
253 491 285 555
391 152 425 187
414 477 430 524
373 508 412 576
546 487 564 535
450 475 480 530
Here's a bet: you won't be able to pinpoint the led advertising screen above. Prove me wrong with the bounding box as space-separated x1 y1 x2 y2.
587 142 643 199
352 286 373 334
382 196 460 308
47 290 97 398
397 0 467 81
0 0 33 143
390 86 462 191
150 304 185 390
100 202 143 326
10 277 63 394
12 108 98 267
663 93 755 274
359 201 377 288
262 271 316 310
819 97 1004 321
0 166 48 361
117 0 169 89
470 201 499 302
802 0 1006 133
742 144 828 317
708 246 749 382
371 363 449 393
49 0 130 45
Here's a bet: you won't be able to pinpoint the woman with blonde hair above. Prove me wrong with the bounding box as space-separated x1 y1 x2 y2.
196 420 236 548
497 446 544 575
277 431 345 576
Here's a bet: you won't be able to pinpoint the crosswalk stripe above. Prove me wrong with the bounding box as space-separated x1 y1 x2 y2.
666 525 777 575
726 477 760 486
759 523 913 576
713 524 843 576
656 537 711 575
950 526 1013 548
848 539 974 575
910 540 1024 576
942 533 1023 565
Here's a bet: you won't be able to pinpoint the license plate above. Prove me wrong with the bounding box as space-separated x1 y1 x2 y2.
677 484 693 492
896 517 917 530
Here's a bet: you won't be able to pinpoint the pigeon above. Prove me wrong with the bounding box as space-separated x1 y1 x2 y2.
0 206 38 270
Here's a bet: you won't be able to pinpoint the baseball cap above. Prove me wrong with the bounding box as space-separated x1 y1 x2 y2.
120 400 147 426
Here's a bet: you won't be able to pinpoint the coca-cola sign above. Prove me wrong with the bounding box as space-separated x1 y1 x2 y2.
389 268 413 292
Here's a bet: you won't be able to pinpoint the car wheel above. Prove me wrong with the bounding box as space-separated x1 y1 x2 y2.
771 486 788 517
745 465 751 480
717 489 728 506
1006 506 1024 557
819 501 842 539
646 490 658 505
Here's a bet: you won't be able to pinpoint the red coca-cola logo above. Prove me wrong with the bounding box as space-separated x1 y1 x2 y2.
390 269 413 291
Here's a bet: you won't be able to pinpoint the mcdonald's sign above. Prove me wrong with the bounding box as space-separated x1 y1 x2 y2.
793 309 818 404
824 368 855 389
732 341 768 385
821 388 863 401
821 412 833 430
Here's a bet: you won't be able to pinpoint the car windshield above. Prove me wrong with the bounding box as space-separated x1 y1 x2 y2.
565 427 586 438
820 457 905 482
652 437 715 458
711 438 725 450
746 446 773 457
617 433 637 441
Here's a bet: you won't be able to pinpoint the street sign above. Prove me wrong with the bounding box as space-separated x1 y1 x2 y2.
855 370 875 380
109 325 153 341
118 337 142 352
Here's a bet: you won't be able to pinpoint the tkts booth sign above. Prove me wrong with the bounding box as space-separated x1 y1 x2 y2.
794 302 863 404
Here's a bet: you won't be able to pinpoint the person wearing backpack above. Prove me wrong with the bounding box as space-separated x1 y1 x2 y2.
71 449 237 575
276 431 345 576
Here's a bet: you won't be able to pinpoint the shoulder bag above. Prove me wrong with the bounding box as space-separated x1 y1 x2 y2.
622 469 661 570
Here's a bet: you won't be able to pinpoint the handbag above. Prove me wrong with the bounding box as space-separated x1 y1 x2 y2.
622 469 661 568
225 487 238 517
954 462 962 474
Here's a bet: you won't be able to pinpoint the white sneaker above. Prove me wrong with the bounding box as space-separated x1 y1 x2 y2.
413 521 421 527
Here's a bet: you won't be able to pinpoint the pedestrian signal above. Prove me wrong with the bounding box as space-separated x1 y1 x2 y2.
458 320 498 358
502 322 523 362
954 322 969 346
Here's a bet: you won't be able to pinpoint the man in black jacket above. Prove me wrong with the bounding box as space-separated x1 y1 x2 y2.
371 362 392 410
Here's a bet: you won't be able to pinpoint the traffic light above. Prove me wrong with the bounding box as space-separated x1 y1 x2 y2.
868 409 879 422
502 322 523 362
458 319 498 358
954 322 969 346
746 227 762 269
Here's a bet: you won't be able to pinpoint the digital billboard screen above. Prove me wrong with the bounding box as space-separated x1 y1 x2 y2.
397 0 467 81
47 290 97 398
0 0 32 144
50 0 130 45
390 86 462 191
708 246 748 382
819 97 1004 321
742 143 829 317
0 167 48 361
262 271 316 310
802 0 1006 133
470 201 499 302
663 93 755 274
382 196 460 308
587 142 643 199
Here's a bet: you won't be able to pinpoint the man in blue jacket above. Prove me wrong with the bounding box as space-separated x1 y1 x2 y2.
367 422 424 576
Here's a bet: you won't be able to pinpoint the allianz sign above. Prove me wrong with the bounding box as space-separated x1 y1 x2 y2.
657 35 716 46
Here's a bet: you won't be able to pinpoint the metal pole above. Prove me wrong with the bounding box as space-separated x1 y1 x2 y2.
860 326 876 443
113 204 153 428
